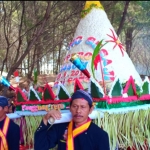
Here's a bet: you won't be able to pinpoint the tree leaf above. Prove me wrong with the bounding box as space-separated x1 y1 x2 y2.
91 40 107 79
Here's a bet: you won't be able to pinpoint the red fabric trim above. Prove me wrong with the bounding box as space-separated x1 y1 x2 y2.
107 96 138 104
93 96 139 103
14 94 150 106
139 94 150 101
14 99 71 105
93 96 109 101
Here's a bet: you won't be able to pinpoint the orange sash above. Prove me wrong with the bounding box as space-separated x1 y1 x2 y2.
67 119 91 150
0 116 10 150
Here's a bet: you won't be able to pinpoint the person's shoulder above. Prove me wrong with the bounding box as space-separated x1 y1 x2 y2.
7 119 20 135
89 122 108 135
54 122 69 128
9 119 20 129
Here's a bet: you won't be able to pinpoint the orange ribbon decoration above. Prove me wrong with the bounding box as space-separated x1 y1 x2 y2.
0 117 10 150
67 119 91 150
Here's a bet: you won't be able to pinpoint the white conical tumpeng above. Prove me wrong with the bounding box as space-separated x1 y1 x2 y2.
54 1 142 94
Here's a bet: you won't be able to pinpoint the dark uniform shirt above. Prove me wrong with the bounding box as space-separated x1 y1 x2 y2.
34 120 110 150
0 117 20 150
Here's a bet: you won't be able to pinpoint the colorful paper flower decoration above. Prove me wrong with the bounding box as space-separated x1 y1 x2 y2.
106 29 125 56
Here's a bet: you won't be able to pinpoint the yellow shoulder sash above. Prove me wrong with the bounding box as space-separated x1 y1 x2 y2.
67 119 91 150
0 116 10 150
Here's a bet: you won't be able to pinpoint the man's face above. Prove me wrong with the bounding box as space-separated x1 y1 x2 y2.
0 106 8 118
70 98 93 125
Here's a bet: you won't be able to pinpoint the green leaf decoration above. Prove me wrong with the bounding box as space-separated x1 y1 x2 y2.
44 88 53 100
91 81 103 98
28 86 41 101
29 90 38 101
111 79 122 97
43 84 55 100
15 105 22 111
142 81 149 95
17 91 26 102
91 40 107 79
16 88 27 102
122 82 126 89
58 86 70 99
33 68 38 84
135 83 142 97
127 84 134 96
38 93 42 99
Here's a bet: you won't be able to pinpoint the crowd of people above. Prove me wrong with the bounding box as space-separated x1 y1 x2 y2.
0 89 110 150
0 96 20 150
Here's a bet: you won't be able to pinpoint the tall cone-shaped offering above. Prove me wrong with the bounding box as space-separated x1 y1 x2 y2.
54 1 142 94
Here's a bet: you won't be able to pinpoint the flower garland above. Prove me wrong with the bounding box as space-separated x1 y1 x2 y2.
81 3 104 18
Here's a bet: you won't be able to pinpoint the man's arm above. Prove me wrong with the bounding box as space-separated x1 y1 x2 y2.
34 120 58 150
8 123 20 150
34 109 62 150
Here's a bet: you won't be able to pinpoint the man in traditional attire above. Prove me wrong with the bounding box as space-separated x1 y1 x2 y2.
34 89 110 150
0 96 20 150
